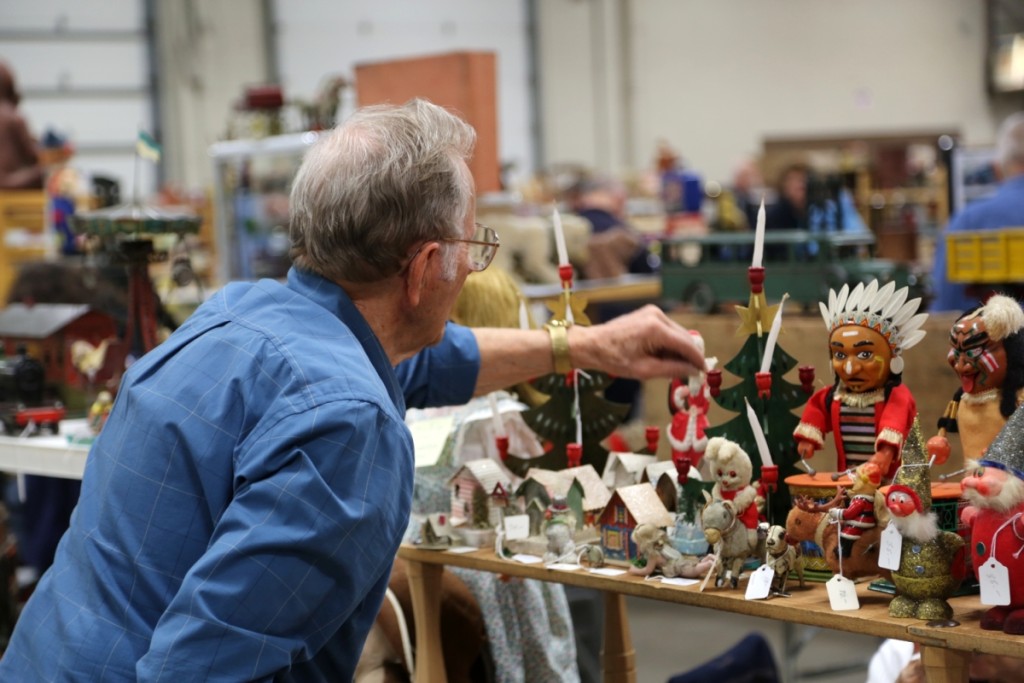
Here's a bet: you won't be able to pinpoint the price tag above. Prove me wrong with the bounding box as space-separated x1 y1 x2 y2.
503 514 530 540
878 522 903 570
826 574 860 611
979 558 1012 606
745 564 774 600
512 553 543 564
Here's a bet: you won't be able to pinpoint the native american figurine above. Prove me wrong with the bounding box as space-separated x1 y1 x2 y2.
795 280 927 482
928 295 1024 466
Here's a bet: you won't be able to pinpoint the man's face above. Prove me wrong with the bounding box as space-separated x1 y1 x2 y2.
829 324 892 393
948 316 1008 394
418 164 476 348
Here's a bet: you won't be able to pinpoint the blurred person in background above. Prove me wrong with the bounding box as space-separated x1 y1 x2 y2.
0 62 43 190
930 112 1024 312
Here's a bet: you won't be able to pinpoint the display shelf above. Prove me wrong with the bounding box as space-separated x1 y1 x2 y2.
400 544 1015 683
0 418 89 479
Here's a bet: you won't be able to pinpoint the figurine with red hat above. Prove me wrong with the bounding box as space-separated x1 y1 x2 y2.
886 421 966 620
828 462 884 559
960 402 1024 634
666 330 716 473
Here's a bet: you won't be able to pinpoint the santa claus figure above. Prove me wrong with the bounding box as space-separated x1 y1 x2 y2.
666 331 716 472
885 422 966 621
960 402 1024 634
828 462 883 559
795 281 928 481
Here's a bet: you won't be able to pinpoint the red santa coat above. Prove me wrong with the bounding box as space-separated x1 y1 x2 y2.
794 384 915 481
968 503 1024 609
837 494 876 541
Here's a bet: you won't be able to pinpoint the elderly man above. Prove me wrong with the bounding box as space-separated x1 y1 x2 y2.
0 100 702 681
931 112 1024 312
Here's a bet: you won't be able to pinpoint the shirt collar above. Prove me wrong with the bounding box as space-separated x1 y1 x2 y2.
286 266 406 413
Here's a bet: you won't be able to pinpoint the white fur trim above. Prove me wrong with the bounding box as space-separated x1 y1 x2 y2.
981 294 1024 341
793 423 824 447
875 427 905 450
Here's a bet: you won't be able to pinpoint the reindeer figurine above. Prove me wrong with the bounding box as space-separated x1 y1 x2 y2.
785 484 891 581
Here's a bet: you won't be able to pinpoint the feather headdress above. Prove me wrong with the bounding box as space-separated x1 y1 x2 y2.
819 280 927 375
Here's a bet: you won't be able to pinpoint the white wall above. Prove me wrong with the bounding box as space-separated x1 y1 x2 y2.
538 0 1004 183
1 0 156 196
274 0 537 185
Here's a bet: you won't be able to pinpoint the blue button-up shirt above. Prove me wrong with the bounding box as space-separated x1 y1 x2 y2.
0 267 479 682
930 174 1024 312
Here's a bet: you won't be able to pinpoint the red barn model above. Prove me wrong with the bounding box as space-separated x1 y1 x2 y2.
0 303 122 395
598 483 673 565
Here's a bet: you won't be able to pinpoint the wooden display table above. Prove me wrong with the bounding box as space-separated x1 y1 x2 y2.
399 544 1020 683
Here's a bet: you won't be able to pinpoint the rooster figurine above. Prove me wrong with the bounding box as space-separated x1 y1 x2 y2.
70 338 113 383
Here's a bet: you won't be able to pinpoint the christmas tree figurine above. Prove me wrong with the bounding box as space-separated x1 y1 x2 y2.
511 224 630 475
705 264 810 525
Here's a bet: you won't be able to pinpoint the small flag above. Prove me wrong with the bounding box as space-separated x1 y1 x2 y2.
136 130 161 162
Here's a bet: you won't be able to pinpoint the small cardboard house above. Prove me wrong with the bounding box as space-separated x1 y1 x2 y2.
448 458 512 527
598 483 673 565
601 452 656 490
518 464 611 531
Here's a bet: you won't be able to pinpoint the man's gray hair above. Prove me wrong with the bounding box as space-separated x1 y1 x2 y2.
996 111 1024 172
289 99 476 282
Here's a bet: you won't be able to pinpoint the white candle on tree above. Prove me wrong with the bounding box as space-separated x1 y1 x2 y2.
519 298 530 330
488 393 506 438
744 398 774 467
553 206 569 267
759 293 789 374
751 196 766 268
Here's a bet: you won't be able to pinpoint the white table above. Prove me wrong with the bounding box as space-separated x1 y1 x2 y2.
0 418 89 479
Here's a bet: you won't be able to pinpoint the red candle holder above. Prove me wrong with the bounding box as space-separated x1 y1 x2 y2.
760 464 779 493
798 365 815 394
495 435 509 462
673 455 691 485
566 442 583 468
747 266 765 294
558 264 574 288
755 371 772 399
645 426 660 454
706 368 723 397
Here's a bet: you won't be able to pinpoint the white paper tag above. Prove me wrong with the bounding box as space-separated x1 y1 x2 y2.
588 567 628 577
446 545 477 554
503 514 530 541
979 557 1012 606
512 553 543 564
660 576 699 587
878 522 903 570
745 564 775 600
546 563 581 572
826 574 860 611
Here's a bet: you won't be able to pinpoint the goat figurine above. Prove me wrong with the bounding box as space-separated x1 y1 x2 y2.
763 524 804 596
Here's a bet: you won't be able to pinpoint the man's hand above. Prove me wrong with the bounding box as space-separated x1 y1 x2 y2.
569 305 703 380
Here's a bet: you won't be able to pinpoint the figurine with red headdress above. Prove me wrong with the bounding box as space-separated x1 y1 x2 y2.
794 281 927 481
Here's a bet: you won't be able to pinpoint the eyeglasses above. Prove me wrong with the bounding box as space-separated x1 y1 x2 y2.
439 223 500 272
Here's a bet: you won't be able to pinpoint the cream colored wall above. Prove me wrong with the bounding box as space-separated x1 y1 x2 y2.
156 0 269 190
538 0 1004 183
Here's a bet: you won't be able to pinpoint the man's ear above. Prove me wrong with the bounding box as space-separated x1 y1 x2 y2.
404 242 439 307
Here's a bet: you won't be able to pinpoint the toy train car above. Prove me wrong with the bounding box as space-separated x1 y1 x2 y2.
0 352 65 435
660 230 929 313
